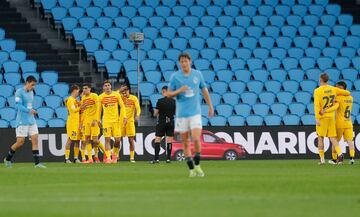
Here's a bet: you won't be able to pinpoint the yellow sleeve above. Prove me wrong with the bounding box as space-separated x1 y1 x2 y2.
97 94 102 121
67 98 80 114
325 102 339 113
93 94 100 122
335 87 350 96
134 96 141 117
314 89 321 120
117 93 126 118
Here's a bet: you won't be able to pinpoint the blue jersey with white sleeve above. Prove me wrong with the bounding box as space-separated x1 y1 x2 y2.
169 69 206 118
15 87 36 126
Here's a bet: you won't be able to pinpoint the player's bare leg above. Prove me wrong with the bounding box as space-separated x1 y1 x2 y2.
317 136 325 164
92 137 100 163
104 137 112 163
112 138 121 163
80 139 88 163
129 136 135 163
31 134 46 168
4 137 25 168
73 141 80 163
330 137 344 164
328 144 337 165
151 136 162 164
347 140 355 164
65 138 73 163
166 136 173 163
181 132 196 177
191 128 204 177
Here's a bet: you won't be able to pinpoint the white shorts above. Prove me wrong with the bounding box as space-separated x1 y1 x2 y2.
16 124 39 138
175 114 202 133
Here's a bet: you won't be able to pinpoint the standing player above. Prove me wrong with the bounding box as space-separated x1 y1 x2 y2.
3 76 46 168
119 84 140 163
64 85 83 163
314 73 350 165
168 53 214 177
151 86 176 164
98 80 126 163
324 81 355 165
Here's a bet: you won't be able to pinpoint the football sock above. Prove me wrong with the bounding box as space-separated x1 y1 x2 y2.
98 142 106 153
319 150 325 161
32 150 40 165
194 152 201 166
130 150 135 160
113 147 120 158
6 148 15 161
106 150 111 159
335 146 342 156
350 149 355 158
74 147 79 159
186 157 194 170
166 143 172 160
81 147 86 160
332 152 337 161
154 142 160 160
65 149 70 159
86 143 92 160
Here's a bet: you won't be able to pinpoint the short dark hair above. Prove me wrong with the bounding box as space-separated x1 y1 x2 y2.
103 80 111 85
320 73 329 83
83 83 92 89
70 85 79 93
26 75 37 83
178 52 191 61
336 81 347 90
162 86 168 91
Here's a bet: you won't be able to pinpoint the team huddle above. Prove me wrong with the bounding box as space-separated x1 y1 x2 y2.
314 73 355 165
65 81 140 164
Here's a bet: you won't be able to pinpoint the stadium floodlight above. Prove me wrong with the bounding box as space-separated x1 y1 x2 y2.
129 32 144 126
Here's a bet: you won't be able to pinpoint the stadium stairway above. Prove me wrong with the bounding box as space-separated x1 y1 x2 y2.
330 0 360 23
0 0 90 85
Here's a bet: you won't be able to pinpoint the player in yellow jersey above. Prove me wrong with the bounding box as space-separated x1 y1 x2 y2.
98 80 126 164
119 84 141 163
79 97 88 163
65 85 83 163
314 73 350 165
323 81 355 165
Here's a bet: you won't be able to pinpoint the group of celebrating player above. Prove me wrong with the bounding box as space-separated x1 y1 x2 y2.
314 73 355 165
65 81 140 164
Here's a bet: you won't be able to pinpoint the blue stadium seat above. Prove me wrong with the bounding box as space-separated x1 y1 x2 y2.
283 114 300 125
202 116 209 126
309 5 324 17
121 6 137 18
307 103 314 115
292 5 307 17
228 115 245 126
48 118 65 127
224 37 240 49
0 119 9 128
301 115 315 125
281 25 297 38
234 104 251 117
317 57 333 70
350 25 360 37
259 92 276 106
3 61 19 73
20 60 36 73
326 68 340 82
275 5 290 17
52 83 69 98
144 70 162 83
114 17 130 29
333 25 349 38
342 68 358 81
264 115 282 126
253 48 269 61
326 4 341 16
79 16 95 30
201 104 209 116
217 70 234 83
109 0 125 7
212 59 228 71
206 37 222 50
101 38 118 52
253 103 270 117
247 26 263 39
141 59 157 72
4 72 21 86
270 69 287 82
209 116 227 126
140 82 156 99
32 95 43 109
298 25 314 38
84 39 100 58
211 81 228 95
94 50 111 69
142 27 158 40
23 72 40 82
294 36 310 49
159 59 176 72
253 69 270 82
166 16 182 29
270 48 286 59
147 49 164 62
283 80 300 94
112 49 128 62
241 92 258 106
264 80 282 93
119 39 135 52
311 36 327 49
186 48 200 60
264 26 280 38
287 14 302 27
0 107 16 122
10 50 26 63
171 37 187 51
277 91 293 104
229 81 246 93
222 92 239 106
247 80 264 94
164 49 180 62
258 5 273 18
276 37 292 49
258 37 275 50
354 80 360 90
229 26 246 38
177 26 193 39
41 0 57 14
97 16 113 30
289 103 306 116
72 28 89 46
269 15 285 27
0 50 9 64
123 59 137 72
322 47 338 59
58 0 74 9
194 58 210 71
183 16 199 28
300 57 316 70
305 47 321 59
338 14 353 27
219 16 234 28
154 6 171 18
129 49 146 60
206 5 222 18
353 57 360 70
37 107 54 121
7 96 16 108
209 93 221 106
300 80 318 93
218 48 234 60
189 5 205 18
194 26 210 39
335 57 351 70
230 0 245 7
85 6 101 19
0 39 16 52
51 7 67 25
241 5 257 17
328 36 344 49
352 103 359 116
216 104 234 118
246 115 264 126
201 70 215 83
188 37 205 50
247 58 263 71
0 96 6 107
288 48 304 60
35 83 51 97
104 6 120 18
264 58 281 71
241 37 257 50
294 91 312 104
340 47 356 59
162 0 177 8
154 38 170 51
150 93 162 108
271 103 288 117
68 6 85 19
282 57 299 71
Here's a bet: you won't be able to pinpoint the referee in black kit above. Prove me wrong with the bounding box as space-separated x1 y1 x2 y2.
151 86 176 164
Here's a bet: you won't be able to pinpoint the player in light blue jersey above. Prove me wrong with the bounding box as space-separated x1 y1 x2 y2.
168 52 214 177
3 76 46 168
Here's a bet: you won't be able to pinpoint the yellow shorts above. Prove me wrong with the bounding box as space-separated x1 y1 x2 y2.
66 122 80 141
83 122 100 138
103 122 121 138
79 125 86 141
120 121 136 137
316 118 337 138
336 127 354 141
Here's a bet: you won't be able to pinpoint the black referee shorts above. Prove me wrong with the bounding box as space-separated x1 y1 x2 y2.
155 124 174 137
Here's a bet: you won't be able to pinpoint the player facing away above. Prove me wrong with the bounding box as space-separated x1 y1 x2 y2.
314 73 350 165
325 81 355 165
151 86 176 164
168 53 214 177
65 85 83 163
3 76 46 168
98 80 126 163
118 84 141 163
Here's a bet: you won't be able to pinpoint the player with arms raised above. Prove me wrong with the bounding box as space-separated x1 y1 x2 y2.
314 73 350 165
168 53 214 177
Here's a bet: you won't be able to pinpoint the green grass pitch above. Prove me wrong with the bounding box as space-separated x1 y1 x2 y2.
0 160 359 217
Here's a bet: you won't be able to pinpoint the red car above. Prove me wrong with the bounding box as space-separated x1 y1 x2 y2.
171 130 246 161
